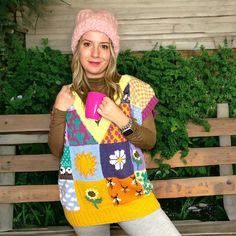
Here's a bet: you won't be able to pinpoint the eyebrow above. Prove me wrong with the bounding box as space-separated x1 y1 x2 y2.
81 39 110 44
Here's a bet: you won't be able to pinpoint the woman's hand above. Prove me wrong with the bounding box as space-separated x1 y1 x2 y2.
97 97 130 128
54 85 75 111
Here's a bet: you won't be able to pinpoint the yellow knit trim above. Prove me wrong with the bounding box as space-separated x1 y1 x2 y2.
72 75 131 143
64 193 160 227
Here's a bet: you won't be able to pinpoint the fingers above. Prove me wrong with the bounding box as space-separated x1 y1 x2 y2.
60 85 75 98
54 85 75 111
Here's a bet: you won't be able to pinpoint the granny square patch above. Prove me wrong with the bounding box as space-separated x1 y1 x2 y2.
74 179 114 210
105 175 144 205
70 144 104 182
58 179 80 211
59 146 73 180
129 143 145 171
135 170 153 195
130 104 142 125
66 110 97 146
119 103 131 117
101 103 131 144
100 142 134 179
129 78 155 109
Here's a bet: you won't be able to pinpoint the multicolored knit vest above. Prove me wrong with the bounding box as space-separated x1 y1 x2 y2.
58 75 160 226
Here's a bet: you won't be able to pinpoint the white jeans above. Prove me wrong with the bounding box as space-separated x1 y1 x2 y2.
73 208 181 236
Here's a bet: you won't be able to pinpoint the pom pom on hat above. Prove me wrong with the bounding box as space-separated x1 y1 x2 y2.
71 9 120 56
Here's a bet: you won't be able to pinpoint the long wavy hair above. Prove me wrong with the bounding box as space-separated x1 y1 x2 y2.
71 39 121 104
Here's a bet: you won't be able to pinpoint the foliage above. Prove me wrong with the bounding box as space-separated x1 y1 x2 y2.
0 0 47 77
160 196 227 221
0 36 71 114
137 46 213 160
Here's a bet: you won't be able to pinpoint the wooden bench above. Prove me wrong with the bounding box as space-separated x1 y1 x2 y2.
0 103 236 235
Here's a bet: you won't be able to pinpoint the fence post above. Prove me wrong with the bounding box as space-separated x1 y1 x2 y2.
217 103 236 220
0 146 15 232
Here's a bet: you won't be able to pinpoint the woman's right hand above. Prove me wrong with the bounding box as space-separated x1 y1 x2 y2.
53 85 75 111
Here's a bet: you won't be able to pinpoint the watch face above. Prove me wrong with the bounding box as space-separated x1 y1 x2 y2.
122 128 133 136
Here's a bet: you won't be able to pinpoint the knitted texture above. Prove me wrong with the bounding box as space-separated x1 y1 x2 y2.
71 9 120 55
58 75 160 226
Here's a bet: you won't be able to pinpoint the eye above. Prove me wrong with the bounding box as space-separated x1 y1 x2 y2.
101 44 109 49
66 167 72 174
60 166 65 174
83 41 91 47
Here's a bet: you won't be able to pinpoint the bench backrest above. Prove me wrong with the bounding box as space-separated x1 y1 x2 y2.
0 105 236 204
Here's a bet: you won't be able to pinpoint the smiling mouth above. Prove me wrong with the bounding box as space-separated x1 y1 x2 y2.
88 61 101 65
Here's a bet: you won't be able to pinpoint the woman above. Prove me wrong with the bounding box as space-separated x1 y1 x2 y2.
48 9 181 236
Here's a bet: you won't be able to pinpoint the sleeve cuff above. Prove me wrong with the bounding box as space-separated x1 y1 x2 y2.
142 96 158 120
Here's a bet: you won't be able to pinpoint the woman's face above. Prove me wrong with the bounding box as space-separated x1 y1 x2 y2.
79 31 111 78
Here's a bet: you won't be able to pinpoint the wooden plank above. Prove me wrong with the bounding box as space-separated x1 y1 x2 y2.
27 15 236 33
0 154 59 172
24 0 236 51
174 22 236 33
154 175 236 199
0 146 15 232
0 115 50 133
1 115 236 137
187 118 236 137
0 226 75 235
1 175 236 203
1 146 236 173
175 219 236 235
38 4 236 18
0 147 235 172
0 185 59 203
47 0 236 9
28 18 236 35
217 103 236 220
0 134 48 145
145 146 236 168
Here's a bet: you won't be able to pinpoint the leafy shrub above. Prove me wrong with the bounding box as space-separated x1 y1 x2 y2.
0 37 71 114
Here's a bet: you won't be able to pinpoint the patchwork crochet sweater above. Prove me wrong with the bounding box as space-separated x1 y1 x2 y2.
58 75 160 226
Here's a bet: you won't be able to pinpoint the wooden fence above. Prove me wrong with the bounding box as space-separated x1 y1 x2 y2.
23 0 236 53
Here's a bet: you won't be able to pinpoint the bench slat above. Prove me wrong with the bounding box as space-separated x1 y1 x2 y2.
145 146 236 168
1 115 236 137
1 175 236 203
0 154 59 172
0 185 59 203
1 147 236 172
187 118 236 137
0 114 50 133
0 134 48 145
154 175 236 198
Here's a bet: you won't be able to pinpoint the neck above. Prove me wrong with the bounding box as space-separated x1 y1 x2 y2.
87 76 106 86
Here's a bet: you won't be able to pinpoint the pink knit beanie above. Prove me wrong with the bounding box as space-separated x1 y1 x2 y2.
71 9 120 56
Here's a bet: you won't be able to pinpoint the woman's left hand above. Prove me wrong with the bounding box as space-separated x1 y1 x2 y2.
97 97 129 128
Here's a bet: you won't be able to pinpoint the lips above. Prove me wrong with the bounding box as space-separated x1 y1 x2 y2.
88 61 101 65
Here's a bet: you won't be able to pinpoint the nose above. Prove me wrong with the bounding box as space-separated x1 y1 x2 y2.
91 44 99 58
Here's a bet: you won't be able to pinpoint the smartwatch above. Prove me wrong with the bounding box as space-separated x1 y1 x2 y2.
120 119 133 136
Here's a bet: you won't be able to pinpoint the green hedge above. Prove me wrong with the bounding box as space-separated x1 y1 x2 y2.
1 36 236 160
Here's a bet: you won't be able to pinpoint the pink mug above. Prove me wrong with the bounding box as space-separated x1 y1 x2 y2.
85 91 106 120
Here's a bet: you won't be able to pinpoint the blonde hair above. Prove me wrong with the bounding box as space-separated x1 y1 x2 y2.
71 40 121 104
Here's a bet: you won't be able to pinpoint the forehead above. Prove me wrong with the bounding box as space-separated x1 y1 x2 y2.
81 31 110 43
